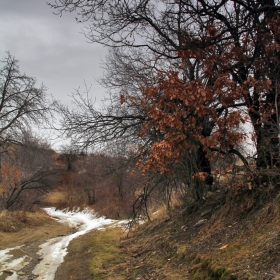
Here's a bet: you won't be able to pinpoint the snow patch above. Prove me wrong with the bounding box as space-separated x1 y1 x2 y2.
32 207 117 280
0 207 125 280
0 246 30 279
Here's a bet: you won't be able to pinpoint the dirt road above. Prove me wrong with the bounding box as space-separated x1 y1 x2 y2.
0 208 121 280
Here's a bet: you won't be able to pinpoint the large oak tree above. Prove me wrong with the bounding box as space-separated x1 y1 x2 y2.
50 0 280 200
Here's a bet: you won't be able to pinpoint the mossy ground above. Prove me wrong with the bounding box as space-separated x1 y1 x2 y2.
89 227 126 280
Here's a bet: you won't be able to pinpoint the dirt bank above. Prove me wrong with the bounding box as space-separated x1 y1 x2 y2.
0 210 72 250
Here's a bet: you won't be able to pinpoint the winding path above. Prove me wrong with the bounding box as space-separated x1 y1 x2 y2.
0 208 123 280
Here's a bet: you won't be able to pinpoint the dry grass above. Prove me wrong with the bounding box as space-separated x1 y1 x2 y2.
150 204 170 222
0 210 46 232
150 191 185 222
82 189 280 279
55 226 127 280
0 209 71 249
43 191 67 205
43 189 132 219
2 180 280 279
186 197 280 279
89 227 126 279
43 189 89 210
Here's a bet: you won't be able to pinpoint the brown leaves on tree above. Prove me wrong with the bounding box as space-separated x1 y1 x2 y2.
0 163 22 197
122 12 280 173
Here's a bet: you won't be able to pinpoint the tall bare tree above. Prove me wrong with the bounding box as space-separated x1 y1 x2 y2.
0 52 57 144
0 53 58 209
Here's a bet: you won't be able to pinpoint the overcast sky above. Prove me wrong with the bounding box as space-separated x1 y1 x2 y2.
0 0 109 149
0 0 108 108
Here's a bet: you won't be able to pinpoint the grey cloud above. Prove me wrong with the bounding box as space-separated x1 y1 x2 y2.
0 0 107 108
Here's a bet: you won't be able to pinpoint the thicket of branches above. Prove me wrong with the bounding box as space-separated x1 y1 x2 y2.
0 53 58 210
49 0 280 211
54 146 154 219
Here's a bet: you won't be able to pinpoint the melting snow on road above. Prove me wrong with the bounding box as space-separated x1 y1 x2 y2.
0 246 31 280
0 207 123 280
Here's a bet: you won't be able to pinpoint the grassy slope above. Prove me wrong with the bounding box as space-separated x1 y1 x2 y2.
76 189 280 280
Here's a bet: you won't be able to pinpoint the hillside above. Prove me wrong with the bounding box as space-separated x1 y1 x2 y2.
75 187 280 280
1 186 280 279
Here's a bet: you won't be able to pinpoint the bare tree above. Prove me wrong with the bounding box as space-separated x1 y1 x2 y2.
0 132 58 210
0 52 57 144
0 52 59 209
